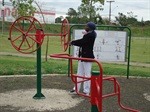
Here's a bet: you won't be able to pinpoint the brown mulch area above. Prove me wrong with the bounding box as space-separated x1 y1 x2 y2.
0 74 150 112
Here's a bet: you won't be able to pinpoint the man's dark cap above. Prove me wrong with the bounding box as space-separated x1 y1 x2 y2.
87 22 96 30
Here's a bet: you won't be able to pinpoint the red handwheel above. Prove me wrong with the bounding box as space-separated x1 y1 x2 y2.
9 16 44 54
60 18 70 52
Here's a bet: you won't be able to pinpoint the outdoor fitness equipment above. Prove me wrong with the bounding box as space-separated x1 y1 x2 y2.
9 16 70 54
50 53 140 112
9 16 140 111
9 16 70 99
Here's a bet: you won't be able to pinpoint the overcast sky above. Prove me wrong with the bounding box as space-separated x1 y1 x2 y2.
37 0 150 21
1 0 149 21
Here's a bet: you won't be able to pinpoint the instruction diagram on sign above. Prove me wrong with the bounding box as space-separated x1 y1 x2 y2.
73 30 128 62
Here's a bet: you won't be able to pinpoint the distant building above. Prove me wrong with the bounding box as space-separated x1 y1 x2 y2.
34 6 56 24
0 1 56 23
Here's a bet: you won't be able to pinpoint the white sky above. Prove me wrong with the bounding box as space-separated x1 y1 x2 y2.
37 0 150 21
1 0 150 21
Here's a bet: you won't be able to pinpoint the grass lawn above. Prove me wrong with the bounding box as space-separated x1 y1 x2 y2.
0 33 150 77
130 39 150 63
0 55 149 77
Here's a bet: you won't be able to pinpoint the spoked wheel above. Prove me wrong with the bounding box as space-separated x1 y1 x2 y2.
9 16 44 54
60 18 70 52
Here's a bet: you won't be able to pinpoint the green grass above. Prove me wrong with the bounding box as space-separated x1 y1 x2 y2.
0 55 71 75
130 26 150 37
0 29 150 77
0 21 62 34
130 39 150 63
92 62 150 77
0 35 64 54
1 21 150 37
0 56 36 75
0 55 149 77
1 34 150 63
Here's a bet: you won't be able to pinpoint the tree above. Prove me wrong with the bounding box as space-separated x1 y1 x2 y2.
115 13 128 26
81 0 104 21
10 0 36 18
66 0 104 24
144 20 150 26
55 17 62 23
67 8 77 18
127 11 138 26
77 3 92 22
95 13 103 24
127 17 138 26
66 8 78 23
115 12 139 26
55 16 64 23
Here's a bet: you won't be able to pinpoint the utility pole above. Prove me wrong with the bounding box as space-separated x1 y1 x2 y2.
1 0 5 34
107 0 115 24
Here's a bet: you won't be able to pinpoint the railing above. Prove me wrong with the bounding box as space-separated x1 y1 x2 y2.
92 71 140 112
50 53 140 112
50 53 103 99
102 77 140 112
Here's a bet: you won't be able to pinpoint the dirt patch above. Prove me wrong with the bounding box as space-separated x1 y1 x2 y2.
0 74 150 112
143 93 150 101
0 89 83 112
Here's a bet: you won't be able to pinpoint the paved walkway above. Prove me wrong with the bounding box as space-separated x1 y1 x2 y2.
0 52 150 67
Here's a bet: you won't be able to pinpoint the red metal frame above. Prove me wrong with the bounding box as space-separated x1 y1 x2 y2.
9 16 70 54
50 53 103 98
50 53 140 112
9 16 44 54
61 19 70 51
102 77 140 112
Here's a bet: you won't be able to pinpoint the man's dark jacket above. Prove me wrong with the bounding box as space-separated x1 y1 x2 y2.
71 30 96 59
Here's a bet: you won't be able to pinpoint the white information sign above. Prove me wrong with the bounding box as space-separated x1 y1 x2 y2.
73 30 128 62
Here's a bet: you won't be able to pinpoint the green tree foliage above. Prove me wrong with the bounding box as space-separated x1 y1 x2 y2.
115 13 128 26
80 0 104 21
78 3 96 21
65 0 104 23
55 17 62 23
10 0 36 18
66 8 79 23
95 13 104 24
55 16 65 23
67 8 77 18
144 21 150 26
82 0 104 6
115 12 143 26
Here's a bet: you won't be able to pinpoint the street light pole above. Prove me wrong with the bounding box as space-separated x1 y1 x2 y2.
107 0 115 24
96 18 100 25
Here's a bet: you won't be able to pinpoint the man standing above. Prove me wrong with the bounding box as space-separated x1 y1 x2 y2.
69 22 97 95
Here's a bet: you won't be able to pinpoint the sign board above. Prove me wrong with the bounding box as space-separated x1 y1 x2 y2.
73 30 128 62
